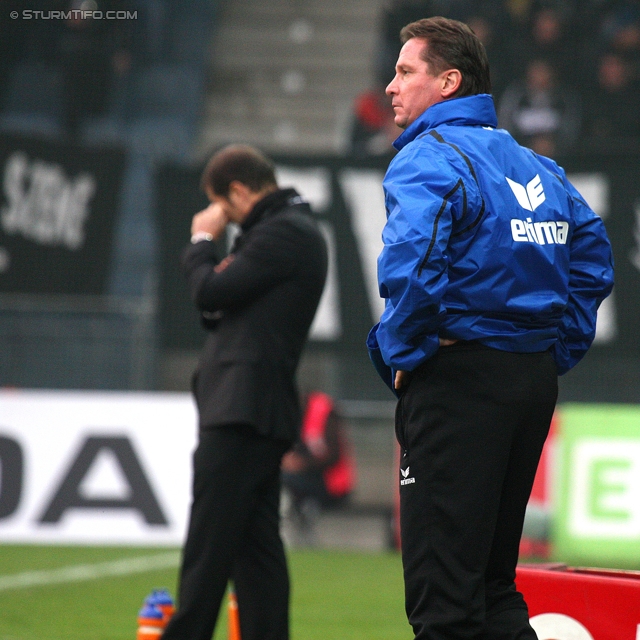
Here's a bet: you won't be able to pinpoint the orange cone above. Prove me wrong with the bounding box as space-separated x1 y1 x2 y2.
228 585 241 640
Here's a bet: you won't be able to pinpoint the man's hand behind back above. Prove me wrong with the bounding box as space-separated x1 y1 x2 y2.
394 338 459 390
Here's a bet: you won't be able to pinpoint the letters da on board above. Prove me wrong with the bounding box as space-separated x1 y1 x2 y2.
0 391 196 545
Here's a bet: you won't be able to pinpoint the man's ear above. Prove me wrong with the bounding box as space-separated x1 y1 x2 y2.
227 180 252 205
441 69 462 98
228 180 246 199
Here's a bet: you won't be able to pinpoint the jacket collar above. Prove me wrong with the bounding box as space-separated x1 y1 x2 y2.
393 93 498 151
241 187 304 232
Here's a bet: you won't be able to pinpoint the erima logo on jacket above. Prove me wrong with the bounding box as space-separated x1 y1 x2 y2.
400 467 415 486
506 174 546 211
507 174 568 245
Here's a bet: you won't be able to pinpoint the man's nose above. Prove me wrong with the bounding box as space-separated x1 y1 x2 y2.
386 78 397 95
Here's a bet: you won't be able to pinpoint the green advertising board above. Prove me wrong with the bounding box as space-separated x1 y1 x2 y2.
554 404 640 568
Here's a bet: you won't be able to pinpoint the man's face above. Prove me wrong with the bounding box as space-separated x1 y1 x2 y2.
206 183 255 225
386 38 447 129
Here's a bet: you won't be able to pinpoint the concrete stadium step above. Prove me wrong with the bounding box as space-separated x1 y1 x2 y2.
221 0 381 20
282 508 395 551
206 66 372 104
199 0 387 155
213 28 374 68
206 94 351 120
197 115 351 155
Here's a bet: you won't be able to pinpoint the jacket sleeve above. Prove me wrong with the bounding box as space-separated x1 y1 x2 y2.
182 217 306 313
373 146 468 372
551 172 614 374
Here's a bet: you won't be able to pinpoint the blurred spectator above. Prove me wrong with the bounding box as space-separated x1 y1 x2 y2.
281 391 356 543
601 3 640 52
0 2 27 106
514 5 579 86
582 50 640 142
56 0 134 138
599 3 640 80
503 0 534 25
132 0 170 65
348 84 399 156
464 3 512 98
498 58 581 156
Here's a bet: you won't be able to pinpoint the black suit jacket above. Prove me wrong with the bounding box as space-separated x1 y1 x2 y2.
182 188 328 442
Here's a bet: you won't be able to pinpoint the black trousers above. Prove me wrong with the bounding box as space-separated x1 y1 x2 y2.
162 425 291 640
396 343 557 640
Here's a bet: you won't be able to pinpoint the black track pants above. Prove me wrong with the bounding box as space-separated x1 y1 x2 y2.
162 425 291 640
396 343 558 640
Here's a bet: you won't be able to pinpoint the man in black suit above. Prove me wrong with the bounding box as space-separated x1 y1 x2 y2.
162 145 327 640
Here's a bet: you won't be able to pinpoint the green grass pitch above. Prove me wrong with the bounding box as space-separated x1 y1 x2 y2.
0 545 410 639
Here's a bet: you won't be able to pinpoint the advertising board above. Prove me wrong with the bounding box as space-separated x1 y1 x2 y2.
0 390 195 545
554 404 640 567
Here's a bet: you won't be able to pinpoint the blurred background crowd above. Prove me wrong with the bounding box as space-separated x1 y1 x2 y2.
1 0 638 159
353 0 640 157
0 0 213 155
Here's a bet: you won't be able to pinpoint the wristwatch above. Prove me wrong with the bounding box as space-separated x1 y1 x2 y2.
191 231 214 243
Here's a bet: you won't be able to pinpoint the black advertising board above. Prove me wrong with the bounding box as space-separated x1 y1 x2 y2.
557 151 640 358
0 134 125 294
155 163 211 352
156 151 640 401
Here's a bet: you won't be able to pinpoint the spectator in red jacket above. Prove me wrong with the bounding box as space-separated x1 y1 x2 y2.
348 84 399 156
281 391 356 542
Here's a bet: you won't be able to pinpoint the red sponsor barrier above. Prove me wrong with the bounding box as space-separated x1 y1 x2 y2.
517 564 640 639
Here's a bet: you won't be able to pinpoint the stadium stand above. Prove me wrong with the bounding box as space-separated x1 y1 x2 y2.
583 50 640 145
197 0 386 155
0 61 64 140
497 57 581 157
355 0 640 156
0 0 217 388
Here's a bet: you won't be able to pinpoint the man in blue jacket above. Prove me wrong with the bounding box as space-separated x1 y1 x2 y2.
367 17 614 640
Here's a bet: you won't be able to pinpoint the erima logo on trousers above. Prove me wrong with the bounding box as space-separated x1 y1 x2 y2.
400 467 415 486
506 174 546 211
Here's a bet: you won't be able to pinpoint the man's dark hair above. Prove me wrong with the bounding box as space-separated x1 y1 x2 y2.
400 16 492 97
201 144 277 197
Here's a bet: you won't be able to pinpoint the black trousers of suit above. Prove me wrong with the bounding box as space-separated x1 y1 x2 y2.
396 342 557 640
162 424 291 640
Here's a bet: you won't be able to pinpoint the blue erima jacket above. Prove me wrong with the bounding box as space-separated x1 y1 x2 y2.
367 94 614 390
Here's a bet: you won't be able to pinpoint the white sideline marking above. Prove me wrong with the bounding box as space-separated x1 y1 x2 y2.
0 551 180 592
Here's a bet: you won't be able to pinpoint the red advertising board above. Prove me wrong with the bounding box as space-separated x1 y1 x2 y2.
517 564 640 639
